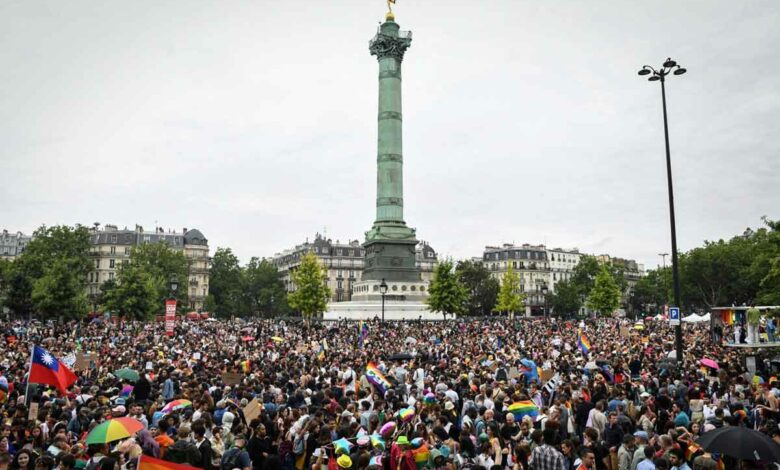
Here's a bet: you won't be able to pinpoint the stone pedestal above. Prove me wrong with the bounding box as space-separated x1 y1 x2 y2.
325 299 451 321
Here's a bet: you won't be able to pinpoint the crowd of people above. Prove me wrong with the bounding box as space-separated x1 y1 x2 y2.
0 314 779 470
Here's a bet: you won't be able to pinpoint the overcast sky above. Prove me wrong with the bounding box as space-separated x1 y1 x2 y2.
2 0 779 270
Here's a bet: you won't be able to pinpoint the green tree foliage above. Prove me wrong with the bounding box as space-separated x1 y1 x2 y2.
586 265 622 316
102 242 189 319
102 263 158 320
427 260 468 317
570 255 600 298
287 252 330 318
550 279 582 317
4 225 91 319
633 267 671 314
208 248 244 317
242 257 289 318
493 263 524 316
455 259 498 316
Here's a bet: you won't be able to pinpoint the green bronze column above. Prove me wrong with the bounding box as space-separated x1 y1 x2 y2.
370 18 410 225
362 13 421 283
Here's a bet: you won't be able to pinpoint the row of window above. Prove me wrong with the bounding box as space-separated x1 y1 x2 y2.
485 250 546 261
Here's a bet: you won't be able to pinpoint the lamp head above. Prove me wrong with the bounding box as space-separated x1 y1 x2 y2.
648 76 661 82
663 59 677 68
379 279 388 294
170 275 179 292
673 67 687 75
638 69 651 76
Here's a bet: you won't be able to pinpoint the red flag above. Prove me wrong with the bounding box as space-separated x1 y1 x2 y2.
29 346 77 394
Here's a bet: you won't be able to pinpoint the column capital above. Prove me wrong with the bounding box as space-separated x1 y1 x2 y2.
369 26 412 62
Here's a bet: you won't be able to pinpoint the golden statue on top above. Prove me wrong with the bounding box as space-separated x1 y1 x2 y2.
386 0 396 21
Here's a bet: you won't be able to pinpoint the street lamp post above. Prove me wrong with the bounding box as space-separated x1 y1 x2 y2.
638 58 686 364
541 284 549 317
379 278 388 324
170 275 178 302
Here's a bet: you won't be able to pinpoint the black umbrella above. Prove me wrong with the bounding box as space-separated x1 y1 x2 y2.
696 426 780 463
388 352 415 361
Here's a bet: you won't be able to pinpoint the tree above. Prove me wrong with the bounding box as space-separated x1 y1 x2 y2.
633 267 671 314
427 260 468 317
570 255 600 299
550 279 581 318
493 263 524 316
102 242 189 319
287 252 330 319
455 260 498 316
102 263 158 320
208 248 244 317
5 225 91 319
124 242 190 310
586 265 622 316
242 257 289 318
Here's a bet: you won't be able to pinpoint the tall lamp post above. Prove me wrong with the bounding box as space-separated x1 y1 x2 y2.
541 283 549 317
638 58 686 364
379 278 388 324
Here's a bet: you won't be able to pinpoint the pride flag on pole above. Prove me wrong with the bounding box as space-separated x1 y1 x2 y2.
366 362 391 395
138 455 199 470
577 331 591 356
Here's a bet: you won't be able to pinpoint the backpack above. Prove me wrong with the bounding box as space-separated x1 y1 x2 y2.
221 448 243 470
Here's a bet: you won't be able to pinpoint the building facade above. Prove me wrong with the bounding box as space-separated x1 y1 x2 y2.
271 234 437 302
87 225 210 311
0 230 31 261
483 244 556 316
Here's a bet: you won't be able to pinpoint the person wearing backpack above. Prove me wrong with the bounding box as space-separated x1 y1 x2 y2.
221 435 251 470
164 427 201 467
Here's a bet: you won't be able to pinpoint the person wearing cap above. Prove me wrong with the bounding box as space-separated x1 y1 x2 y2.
631 431 649 470
390 436 415 470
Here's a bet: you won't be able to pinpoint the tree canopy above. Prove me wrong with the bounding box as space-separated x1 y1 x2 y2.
287 252 330 319
427 260 467 317
455 260 498 316
493 263 524 316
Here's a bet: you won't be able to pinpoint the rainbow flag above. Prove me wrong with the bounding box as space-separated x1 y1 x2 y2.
366 362 391 394
507 400 539 421
138 455 198 470
685 441 701 461
241 359 251 373
577 331 591 355
411 442 430 469
358 321 369 349
119 385 134 398
317 344 326 361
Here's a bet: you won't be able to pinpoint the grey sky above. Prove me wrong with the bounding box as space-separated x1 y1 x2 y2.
2 0 779 270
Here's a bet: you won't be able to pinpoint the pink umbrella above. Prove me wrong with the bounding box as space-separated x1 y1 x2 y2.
700 358 719 369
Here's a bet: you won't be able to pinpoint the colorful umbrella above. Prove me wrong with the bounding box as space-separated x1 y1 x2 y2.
114 368 140 382
271 336 284 343
85 417 144 444
161 399 193 414
699 358 719 369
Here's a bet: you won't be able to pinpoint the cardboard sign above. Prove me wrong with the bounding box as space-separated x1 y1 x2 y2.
540 369 556 383
243 398 263 423
28 402 39 421
192 352 201 361
222 372 243 386
74 353 99 371
619 327 631 338
145 361 154 371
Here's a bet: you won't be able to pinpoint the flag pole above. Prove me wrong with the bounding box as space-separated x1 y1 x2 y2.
24 343 34 407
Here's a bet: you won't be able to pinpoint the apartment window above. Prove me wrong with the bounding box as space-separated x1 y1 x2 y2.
337 270 342 278
337 249 343 256
111 235 117 243
349 250 354 256
337 280 342 289
125 247 130 255
110 246 116 254
88 273 93 282
512 262 517 269
174 237 180 245
349 270 355 278
144 235 150 243
95 260 100 269
109 259 115 268
553 273 557 280
109 272 115 280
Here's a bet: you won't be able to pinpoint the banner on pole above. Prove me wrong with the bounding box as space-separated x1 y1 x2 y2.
165 300 176 337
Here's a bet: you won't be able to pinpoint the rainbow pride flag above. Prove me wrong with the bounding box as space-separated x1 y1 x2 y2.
411 442 430 469
138 455 198 470
507 400 539 421
317 344 326 361
366 362 392 394
358 321 369 349
577 331 591 355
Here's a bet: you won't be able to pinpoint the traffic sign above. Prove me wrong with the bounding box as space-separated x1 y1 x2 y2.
669 307 680 326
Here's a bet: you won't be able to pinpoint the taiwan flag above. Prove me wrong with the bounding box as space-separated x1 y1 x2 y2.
29 346 77 394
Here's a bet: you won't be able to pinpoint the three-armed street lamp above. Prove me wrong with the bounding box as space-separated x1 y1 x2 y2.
379 278 388 324
638 58 686 364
